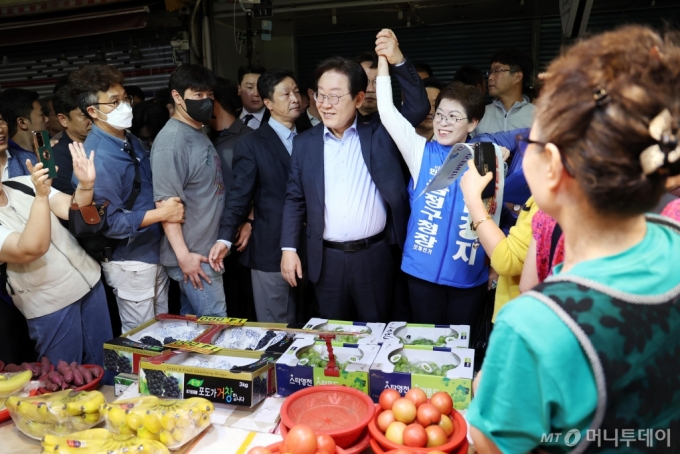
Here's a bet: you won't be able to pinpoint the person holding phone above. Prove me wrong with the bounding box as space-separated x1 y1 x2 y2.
0 143 112 366
374 37 490 325
468 25 680 452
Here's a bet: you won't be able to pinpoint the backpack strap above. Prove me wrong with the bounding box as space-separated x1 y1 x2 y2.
4 180 36 197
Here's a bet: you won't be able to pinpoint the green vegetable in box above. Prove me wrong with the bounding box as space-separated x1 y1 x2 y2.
389 353 457 377
296 347 358 371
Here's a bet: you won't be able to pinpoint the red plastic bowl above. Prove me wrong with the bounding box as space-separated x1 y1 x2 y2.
368 437 469 454
265 441 348 454
279 385 375 448
368 406 467 453
38 364 104 394
280 424 371 454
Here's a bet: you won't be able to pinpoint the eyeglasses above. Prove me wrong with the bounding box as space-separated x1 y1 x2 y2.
516 133 574 176
433 112 467 124
485 68 515 78
90 95 133 109
314 92 351 105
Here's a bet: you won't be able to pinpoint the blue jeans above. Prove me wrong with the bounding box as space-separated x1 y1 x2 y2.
27 280 112 367
166 263 227 317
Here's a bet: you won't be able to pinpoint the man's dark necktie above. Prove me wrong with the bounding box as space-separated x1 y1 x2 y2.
243 114 254 126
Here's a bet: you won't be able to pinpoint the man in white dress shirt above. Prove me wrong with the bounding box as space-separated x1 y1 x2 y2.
237 65 268 130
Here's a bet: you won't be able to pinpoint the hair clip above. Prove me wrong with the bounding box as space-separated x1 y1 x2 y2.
640 109 680 175
592 87 610 106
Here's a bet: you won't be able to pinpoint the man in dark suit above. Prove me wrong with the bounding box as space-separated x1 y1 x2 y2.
280 29 429 322
209 68 302 323
209 77 256 320
294 75 321 134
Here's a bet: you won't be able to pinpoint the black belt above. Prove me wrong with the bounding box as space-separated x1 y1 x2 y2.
323 231 386 252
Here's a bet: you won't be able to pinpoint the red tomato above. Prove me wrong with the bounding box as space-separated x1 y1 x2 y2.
425 425 448 447
249 448 272 454
391 398 417 424
377 409 396 432
402 423 428 447
316 435 336 454
416 403 441 426
438 414 454 437
379 388 401 411
430 392 453 416
404 388 427 408
385 421 406 445
285 425 318 454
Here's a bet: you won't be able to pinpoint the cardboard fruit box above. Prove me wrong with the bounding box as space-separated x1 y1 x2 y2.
194 322 296 355
380 322 471 348
300 318 386 344
275 338 380 396
139 347 277 407
369 341 475 410
103 314 215 376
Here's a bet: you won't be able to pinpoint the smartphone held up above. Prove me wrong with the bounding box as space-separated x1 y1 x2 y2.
32 130 57 179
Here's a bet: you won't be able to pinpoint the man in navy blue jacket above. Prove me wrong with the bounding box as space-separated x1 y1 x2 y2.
280 29 429 322
70 65 185 333
0 88 42 180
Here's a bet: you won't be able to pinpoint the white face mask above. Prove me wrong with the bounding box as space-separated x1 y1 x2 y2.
96 102 132 130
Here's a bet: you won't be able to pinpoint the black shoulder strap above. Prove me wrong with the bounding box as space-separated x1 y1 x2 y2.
548 223 563 267
4 181 35 197
125 138 142 211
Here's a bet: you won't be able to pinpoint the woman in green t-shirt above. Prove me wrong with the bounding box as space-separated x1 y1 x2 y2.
467 25 680 453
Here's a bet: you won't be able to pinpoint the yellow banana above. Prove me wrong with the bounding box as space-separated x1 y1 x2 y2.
137 425 161 441
159 429 174 447
66 391 105 415
69 412 102 431
138 439 171 454
184 397 214 413
160 411 176 431
115 395 159 409
0 369 32 396
105 406 128 428
125 410 145 430
68 428 113 440
197 412 211 428
171 427 185 442
142 410 162 434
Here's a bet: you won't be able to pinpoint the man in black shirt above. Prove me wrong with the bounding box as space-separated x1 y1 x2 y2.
51 86 91 194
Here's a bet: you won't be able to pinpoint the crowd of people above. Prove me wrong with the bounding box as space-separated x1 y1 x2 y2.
0 23 678 452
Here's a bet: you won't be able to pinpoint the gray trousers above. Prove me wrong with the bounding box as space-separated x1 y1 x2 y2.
250 270 297 323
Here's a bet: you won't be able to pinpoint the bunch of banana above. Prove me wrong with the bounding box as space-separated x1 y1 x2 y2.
0 369 33 397
101 396 213 449
41 428 170 454
7 390 105 439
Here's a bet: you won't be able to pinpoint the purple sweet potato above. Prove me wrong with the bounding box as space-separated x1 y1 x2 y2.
4 364 23 372
39 357 51 376
47 371 64 386
70 362 84 386
77 365 93 384
90 367 100 378
56 360 73 383
20 362 40 377
61 381 69 390
44 382 59 392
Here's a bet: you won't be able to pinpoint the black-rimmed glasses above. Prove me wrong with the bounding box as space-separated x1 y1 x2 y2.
89 95 133 109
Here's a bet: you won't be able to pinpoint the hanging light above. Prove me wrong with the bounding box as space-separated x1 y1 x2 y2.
131 45 143 60
57 53 69 66
92 49 107 64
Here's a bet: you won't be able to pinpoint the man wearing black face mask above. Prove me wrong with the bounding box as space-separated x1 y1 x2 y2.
151 65 229 318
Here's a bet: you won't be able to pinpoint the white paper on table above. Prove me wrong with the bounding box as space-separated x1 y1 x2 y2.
190 425 282 454
417 143 473 197
231 397 284 432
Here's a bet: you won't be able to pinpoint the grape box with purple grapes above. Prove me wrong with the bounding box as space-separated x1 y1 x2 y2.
139 349 278 407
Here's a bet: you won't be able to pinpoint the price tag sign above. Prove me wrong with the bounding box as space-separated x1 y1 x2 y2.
196 317 248 326
164 340 223 355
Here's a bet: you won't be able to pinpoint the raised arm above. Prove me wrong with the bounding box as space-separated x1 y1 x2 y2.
376 54 427 185
49 142 96 220
1 162 52 264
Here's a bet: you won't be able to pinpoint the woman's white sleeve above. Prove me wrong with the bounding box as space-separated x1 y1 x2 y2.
376 75 427 187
